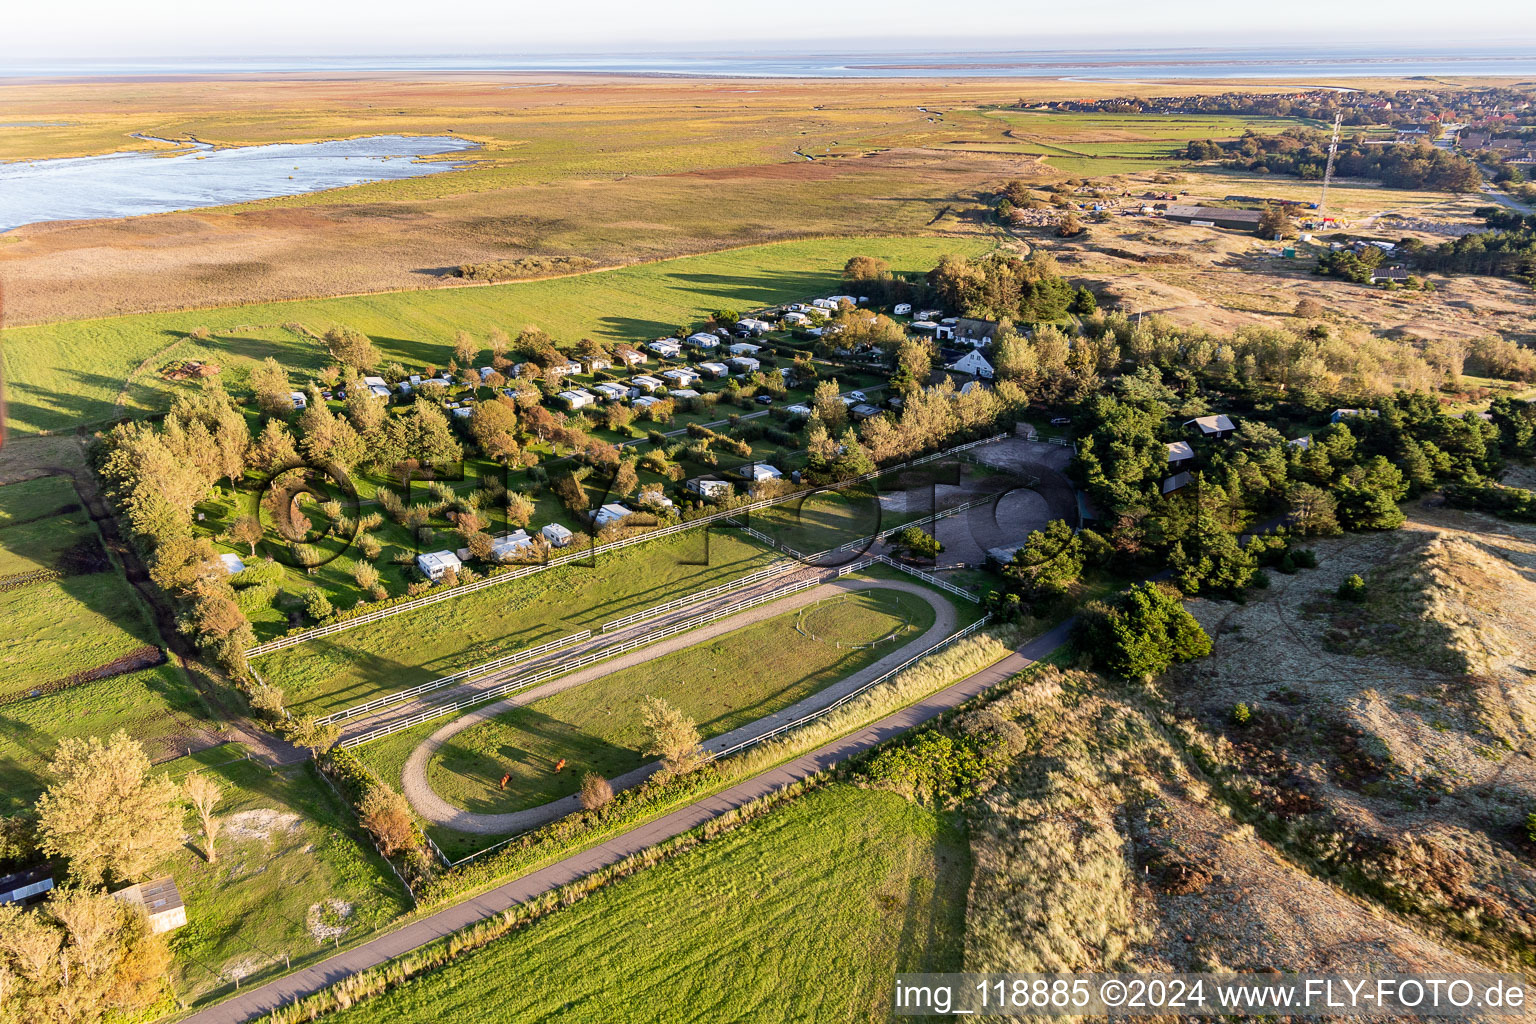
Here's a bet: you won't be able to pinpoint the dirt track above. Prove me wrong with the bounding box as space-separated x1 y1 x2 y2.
400 578 957 835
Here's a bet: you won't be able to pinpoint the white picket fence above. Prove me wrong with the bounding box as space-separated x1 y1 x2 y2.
339 559 875 748
315 630 592 726
248 433 1006 658
599 560 796 632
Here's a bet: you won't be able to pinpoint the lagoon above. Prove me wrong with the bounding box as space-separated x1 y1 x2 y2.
0 134 477 232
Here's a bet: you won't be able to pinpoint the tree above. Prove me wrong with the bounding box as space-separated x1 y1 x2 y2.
323 326 380 371
358 786 417 856
640 696 710 778
612 460 639 498
352 561 381 591
843 255 890 282
1286 482 1342 536
1068 286 1098 315
183 773 223 864
1075 582 1211 680
1001 519 1084 604
249 357 293 416
893 525 942 559
248 419 300 474
488 327 510 359
229 515 264 556
812 379 847 432
579 773 614 811
468 397 522 464
1256 204 1294 239
286 717 340 759
35 732 182 886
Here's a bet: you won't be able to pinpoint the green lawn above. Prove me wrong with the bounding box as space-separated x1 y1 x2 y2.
0 664 215 813
0 476 164 699
321 784 969 1024
258 529 780 715
154 745 413 1007
422 588 937 814
2 236 991 437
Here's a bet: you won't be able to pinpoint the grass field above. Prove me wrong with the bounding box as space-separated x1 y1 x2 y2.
258 529 779 714
153 745 413 1006
321 783 969 1024
1 236 991 436
0 663 215 813
0 475 164 698
422 588 936 814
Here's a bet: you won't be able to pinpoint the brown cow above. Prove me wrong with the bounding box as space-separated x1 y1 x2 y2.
554 758 567 774
499 772 512 790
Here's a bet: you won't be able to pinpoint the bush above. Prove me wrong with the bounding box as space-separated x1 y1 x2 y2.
579 773 614 811
1075 582 1212 680
864 731 1000 805
304 589 334 621
1337 574 1368 602
1232 702 1252 726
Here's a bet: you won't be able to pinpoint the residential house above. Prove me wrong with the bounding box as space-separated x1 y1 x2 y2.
698 361 730 379
647 339 682 358
630 375 664 393
1330 408 1376 424
594 382 630 402
727 342 762 356
1289 436 1312 450
1185 414 1236 439
416 550 463 582
451 407 474 419
584 357 612 373
945 350 994 379
593 503 633 529
851 403 882 420
1167 440 1195 467
670 388 701 400
736 318 774 334
631 395 660 410
685 333 721 352
952 318 999 348
782 311 810 326
558 389 596 410
745 464 783 483
111 877 186 935
541 523 574 548
362 375 388 389
728 356 761 374
1369 266 1409 284
661 367 702 386
616 347 648 367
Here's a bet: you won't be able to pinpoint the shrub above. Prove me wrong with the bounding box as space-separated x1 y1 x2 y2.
1337 574 1367 602
1232 702 1252 726
304 590 334 621
1075 582 1211 680
359 787 419 857
579 773 614 811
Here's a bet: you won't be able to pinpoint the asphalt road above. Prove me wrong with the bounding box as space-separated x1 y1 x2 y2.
178 618 1073 1024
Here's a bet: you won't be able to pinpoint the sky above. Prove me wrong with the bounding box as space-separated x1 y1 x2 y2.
4 0 1535 59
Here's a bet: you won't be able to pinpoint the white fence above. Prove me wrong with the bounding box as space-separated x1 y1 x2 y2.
835 495 993 553
315 630 591 726
872 554 981 603
339 560 875 748
249 434 1007 658
600 561 796 632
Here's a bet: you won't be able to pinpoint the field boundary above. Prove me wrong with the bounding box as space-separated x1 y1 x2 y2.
246 434 1005 657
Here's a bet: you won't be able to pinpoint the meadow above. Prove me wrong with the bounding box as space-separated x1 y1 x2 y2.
424 588 936 814
320 783 968 1024
0 475 164 698
154 744 414 1007
257 529 779 715
2 236 990 436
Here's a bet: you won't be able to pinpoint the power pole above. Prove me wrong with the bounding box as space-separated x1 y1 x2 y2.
1318 112 1343 225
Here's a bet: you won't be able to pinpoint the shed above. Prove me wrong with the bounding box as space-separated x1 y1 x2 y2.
1161 205 1263 231
1161 472 1193 496
1184 414 1236 439
0 867 54 907
111 876 186 935
851 403 882 420
541 523 574 548
416 550 463 582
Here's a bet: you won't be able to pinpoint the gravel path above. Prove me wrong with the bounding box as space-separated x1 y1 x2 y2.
178 619 1071 1024
401 578 958 834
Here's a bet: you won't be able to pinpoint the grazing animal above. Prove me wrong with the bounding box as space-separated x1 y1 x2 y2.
554 758 567 774
499 772 512 790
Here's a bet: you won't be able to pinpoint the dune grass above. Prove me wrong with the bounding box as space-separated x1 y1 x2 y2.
0 475 163 698
258 529 779 715
2 236 991 436
314 783 969 1024
424 589 936 814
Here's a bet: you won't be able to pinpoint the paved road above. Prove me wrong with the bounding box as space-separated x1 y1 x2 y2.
400 578 958 834
178 619 1074 1024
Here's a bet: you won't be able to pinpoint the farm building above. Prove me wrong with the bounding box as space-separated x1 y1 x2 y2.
111 877 186 934
685 333 721 351
1166 440 1195 466
945 350 994 379
593 504 633 529
1185 414 1236 439
541 523 574 548
219 552 247 575
698 361 729 379
686 475 733 499
0 867 54 907
417 550 463 582
729 356 761 374
489 530 536 561
1161 205 1263 231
